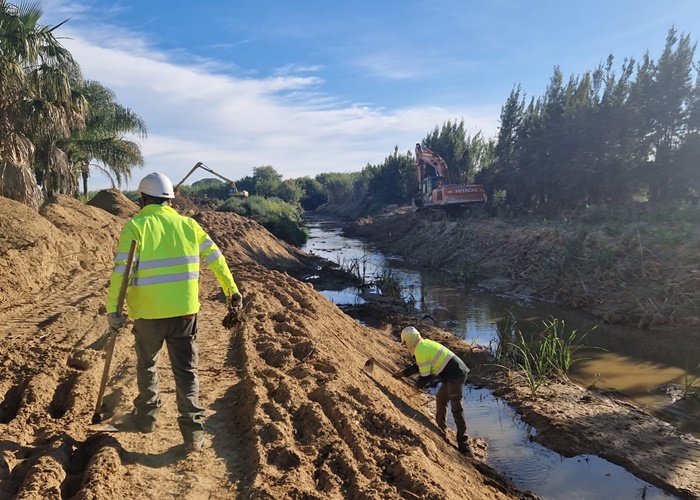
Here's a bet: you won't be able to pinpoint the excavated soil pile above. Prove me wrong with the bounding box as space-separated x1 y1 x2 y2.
0 193 522 499
86 189 139 218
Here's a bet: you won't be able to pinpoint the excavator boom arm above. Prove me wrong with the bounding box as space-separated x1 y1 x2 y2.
415 144 453 184
174 162 236 191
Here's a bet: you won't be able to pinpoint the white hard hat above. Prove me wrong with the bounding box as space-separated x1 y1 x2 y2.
401 326 422 350
137 172 175 199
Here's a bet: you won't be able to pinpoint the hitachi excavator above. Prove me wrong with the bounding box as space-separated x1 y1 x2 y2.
413 143 485 211
174 162 248 198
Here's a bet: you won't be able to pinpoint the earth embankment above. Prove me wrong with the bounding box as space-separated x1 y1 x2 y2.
0 192 522 499
344 206 700 331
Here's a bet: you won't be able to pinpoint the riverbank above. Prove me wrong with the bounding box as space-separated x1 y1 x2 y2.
343 205 700 332
343 302 700 499
330 204 700 498
1 192 697 499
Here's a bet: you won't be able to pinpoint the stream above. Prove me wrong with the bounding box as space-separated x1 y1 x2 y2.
301 216 686 500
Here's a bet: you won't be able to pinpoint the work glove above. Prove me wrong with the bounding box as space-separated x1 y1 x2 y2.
229 292 243 311
107 312 126 330
392 370 404 379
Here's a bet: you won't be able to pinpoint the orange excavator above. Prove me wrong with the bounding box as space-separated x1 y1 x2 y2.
413 143 485 211
174 162 249 198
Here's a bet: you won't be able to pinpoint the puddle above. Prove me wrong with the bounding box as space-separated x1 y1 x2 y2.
450 386 675 499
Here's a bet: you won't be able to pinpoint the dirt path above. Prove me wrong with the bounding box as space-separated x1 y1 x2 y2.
0 193 524 499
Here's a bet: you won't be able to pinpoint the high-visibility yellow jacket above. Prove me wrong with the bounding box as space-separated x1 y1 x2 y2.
106 204 238 319
415 339 456 378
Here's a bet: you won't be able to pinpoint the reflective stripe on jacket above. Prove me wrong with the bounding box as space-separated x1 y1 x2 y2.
106 204 238 319
415 339 455 377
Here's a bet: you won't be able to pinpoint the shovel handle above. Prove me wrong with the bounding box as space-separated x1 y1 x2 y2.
114 240 137 316
367 357 421 392
92 240 138 422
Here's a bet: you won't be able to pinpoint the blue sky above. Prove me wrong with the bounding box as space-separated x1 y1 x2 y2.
40 0 700 190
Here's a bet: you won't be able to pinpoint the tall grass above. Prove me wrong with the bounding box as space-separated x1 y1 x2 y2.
374 268 403 298
335 254 371 284
682 362 700 399
493 314 596 395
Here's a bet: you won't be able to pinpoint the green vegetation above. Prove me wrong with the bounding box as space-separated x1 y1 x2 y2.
311 27 700 221
218 195 309 247
682 363 700 399
494 313 595 396
479 28 700 215
373 268 403 298
334 254 372 284
0 2 146 210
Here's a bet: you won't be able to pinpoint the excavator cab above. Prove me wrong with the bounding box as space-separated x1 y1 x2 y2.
421 176 445 202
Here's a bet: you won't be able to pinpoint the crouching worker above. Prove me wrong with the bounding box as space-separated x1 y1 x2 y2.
394 326 471 455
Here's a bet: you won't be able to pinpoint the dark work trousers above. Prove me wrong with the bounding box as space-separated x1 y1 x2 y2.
132 315 205 443
435 371 468 443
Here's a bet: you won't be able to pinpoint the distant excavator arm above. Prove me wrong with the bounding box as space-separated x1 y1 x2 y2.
174 162 248 197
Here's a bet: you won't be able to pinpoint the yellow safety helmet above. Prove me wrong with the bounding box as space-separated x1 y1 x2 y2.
401 326 422 350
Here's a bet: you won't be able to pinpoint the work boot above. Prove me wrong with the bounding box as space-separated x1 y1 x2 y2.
458 436 474 458
184 436 206 453
130 409 156 434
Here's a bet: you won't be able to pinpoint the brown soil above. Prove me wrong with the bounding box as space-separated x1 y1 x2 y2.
0 192 528 500
4 194 699 499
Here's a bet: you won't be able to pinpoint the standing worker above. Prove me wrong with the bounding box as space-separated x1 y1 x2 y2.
394 326 472 456
106 172 242 453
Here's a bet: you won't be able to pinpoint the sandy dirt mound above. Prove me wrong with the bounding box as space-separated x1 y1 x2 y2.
87 189 139 218
0 194 522 499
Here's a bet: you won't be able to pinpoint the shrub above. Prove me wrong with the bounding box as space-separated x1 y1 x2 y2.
218 195 309 246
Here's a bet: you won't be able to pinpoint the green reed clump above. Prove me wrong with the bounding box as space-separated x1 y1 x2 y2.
374 268 403 298
682 362 700 399
494 315 595 396
335 253 371 285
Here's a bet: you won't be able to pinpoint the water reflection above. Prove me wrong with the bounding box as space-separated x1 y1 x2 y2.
456 387 673 500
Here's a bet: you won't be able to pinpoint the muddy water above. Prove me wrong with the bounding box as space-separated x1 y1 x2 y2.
302 217 682 500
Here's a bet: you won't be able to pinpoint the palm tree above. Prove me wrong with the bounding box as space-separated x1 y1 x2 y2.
69 80 147 198
0 0 82 208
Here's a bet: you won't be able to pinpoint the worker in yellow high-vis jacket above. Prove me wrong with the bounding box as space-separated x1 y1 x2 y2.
106 172 242 453
394 326 472 456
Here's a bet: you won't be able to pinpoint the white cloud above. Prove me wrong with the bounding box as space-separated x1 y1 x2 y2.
52 16 497 191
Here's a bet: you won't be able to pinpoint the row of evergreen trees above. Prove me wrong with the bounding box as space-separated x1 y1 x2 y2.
482 27 700 214
296 27 700 217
